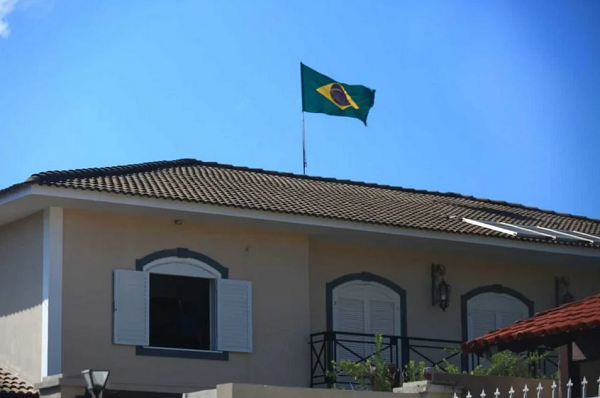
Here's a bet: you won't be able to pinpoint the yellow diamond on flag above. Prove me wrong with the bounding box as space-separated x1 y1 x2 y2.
316 83 360 110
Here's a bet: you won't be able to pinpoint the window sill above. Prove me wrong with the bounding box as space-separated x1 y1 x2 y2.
136 346 229 361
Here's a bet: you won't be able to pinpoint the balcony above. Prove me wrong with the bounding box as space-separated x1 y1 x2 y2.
309 332 558 388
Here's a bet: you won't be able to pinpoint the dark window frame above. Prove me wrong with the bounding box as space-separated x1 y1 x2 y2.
460 284 534 370
135 248 229 361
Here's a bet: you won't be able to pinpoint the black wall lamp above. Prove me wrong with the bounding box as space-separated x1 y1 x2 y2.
82 369 110 398
431 264 451 311
555 276 575 306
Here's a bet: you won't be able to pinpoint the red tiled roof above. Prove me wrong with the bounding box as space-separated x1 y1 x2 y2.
0 368 37 396
2 159 600 248
462 293 600 354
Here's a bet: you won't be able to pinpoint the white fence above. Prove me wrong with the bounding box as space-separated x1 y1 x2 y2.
454 378 600 398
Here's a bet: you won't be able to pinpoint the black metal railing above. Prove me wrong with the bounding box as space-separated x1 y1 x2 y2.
310 331 463 388
309 332 559 388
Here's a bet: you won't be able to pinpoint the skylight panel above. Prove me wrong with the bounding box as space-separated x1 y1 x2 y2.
462 218 599 245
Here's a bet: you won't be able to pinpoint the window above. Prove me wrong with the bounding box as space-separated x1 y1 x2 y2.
112 248 253 359
149 274 212 351
467 292 530 340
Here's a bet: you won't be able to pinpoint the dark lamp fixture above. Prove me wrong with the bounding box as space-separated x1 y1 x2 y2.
555 276 575 306
82 369 110 398
431 264 451 311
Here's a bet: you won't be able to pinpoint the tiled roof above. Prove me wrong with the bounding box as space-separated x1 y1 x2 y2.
0 368 37 396
3 158 600 248
462 293 600 354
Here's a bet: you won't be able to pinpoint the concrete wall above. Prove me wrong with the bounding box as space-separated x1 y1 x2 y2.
61 209 311 393
0 213 44 383
186 383 411 398
430 373 554 397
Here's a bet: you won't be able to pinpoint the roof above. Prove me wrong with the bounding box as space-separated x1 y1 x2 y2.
2 158 600 248
462 293 600 354
0 368 37 396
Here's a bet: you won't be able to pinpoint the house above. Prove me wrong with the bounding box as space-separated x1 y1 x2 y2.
0 158 599 398
462 292 600 397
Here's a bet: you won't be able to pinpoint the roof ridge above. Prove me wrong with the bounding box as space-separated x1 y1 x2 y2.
23 158 600 224
26 158 200 183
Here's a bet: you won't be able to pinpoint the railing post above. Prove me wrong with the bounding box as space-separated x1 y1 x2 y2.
401 336 410 375
326 331 335 388
391 336 399 369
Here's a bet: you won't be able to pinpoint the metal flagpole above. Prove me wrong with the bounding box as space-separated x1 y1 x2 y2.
302 111 307 174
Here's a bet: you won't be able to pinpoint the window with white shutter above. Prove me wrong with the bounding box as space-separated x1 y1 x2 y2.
333 281 401 367
113 250 253 358
113 269 150 345
467 292 529 340
216 279 253 353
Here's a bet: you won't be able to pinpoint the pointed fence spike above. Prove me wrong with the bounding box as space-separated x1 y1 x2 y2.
494 388 500 398
481 389 487 398
523 384 529 398
537 383 543 398
582 377 588 398
567 379 573 398
551 381 557 398
467 391 473 398
454 394 459 398
509 387 515 398
597 376 600 398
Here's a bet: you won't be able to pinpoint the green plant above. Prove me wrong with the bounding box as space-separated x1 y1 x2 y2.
436 350 556 380
404 360 427 381
328 333 400 391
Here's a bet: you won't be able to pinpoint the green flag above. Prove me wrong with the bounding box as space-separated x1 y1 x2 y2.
301 63 375 125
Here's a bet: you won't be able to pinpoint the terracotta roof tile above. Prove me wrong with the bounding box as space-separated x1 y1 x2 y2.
0 368 37 395
462 293 600 354
2 158 600 248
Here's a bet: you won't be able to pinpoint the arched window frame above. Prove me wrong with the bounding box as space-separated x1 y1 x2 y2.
325 272 408 366
460 284 533 369
135 248 229 360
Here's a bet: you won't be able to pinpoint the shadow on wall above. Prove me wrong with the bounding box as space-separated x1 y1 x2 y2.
0 212 44 319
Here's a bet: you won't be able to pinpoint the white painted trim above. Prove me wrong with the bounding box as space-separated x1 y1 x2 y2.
463 218 517 236
142 257 222 279
537 226 594 244
505 223 556 239
569 230 600 242
17 185 600 258
41 207 63 377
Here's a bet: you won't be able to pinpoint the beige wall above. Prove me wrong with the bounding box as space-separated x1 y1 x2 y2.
0 212 43 383
60 208 600 393
61 209 311 392
309 240 600 341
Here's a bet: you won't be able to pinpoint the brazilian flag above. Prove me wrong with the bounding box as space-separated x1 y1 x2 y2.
301 63 375 125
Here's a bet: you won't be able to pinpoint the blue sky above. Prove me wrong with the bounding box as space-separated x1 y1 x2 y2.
1 1 599 218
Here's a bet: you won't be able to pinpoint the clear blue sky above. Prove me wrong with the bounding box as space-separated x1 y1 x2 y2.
1 1 599 218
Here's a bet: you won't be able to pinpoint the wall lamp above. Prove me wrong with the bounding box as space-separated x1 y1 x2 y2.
555 276 575 306
82 369 110 398
431 264 451 311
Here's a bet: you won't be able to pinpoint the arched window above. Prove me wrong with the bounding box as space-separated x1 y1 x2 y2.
326 273 407 368
113 248 252 360
461 285 532 369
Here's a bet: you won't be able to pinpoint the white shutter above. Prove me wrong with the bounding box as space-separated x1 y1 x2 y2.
113 269 149 345
216 279 252 353
368 300 396 336
496 294 528 327
335 296 366 363
470 310 496 338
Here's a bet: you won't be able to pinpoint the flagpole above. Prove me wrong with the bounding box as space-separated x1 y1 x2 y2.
302 111 307 175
